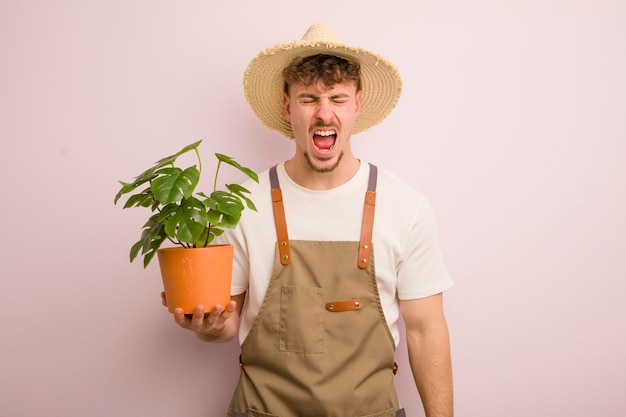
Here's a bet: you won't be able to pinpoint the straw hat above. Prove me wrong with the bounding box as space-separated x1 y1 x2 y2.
243 23 403 138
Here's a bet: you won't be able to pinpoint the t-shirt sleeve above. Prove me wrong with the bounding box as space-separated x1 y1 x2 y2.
396 197 454 300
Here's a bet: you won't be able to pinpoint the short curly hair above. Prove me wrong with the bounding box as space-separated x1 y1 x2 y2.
283 54 362 94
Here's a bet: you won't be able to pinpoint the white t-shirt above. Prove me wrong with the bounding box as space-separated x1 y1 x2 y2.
216 161 453 346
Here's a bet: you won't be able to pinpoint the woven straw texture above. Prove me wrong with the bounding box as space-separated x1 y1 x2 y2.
243 24 403 138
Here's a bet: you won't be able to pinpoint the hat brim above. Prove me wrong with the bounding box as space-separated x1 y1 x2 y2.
244 40 402 139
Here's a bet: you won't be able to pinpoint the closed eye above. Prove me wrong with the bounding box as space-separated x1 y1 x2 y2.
296 93 351 105
297 94 319 104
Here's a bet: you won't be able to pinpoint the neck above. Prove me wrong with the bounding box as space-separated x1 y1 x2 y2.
284 155 361 190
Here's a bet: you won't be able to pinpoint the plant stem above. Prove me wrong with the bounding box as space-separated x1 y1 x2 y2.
213 159 222 192
194 146 202 177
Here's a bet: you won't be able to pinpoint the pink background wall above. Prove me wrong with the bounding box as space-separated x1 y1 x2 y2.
2 1 624 416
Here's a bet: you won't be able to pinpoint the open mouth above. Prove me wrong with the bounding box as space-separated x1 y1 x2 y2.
312 129 337 152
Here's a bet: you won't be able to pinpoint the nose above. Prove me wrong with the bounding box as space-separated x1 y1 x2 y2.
315 100 334 123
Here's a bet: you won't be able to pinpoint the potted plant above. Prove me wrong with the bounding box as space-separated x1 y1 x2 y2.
114 139 258 313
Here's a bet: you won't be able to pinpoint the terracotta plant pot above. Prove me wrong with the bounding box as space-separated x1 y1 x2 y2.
157 245 234 314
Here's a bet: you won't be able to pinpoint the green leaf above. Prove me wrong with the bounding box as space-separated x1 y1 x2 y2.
226 183 257 211
115 181 136 204
122 187 155 209
115 179 154 205
142 246 160 268
161 197 209 244
208 211 241 229
202 192 243 230
136 140 203 184
205 190 245 217
129 239 144 262
115 139 261 264
129 214 167 268
114 140 202 204
206 227 224 245
152 140 202 168
150 166 200 204
215 153 259 183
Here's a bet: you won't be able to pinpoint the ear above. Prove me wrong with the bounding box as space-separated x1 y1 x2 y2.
283 92 291 122
355 89 363 116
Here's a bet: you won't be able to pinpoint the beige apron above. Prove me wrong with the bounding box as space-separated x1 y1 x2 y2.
228 164 405 417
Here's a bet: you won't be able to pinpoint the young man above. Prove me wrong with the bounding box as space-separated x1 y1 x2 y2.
165 24 454 417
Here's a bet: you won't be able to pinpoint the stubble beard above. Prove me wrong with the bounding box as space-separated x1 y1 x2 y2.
304 151 344 173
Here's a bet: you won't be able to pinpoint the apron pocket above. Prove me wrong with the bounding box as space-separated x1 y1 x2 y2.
279 285 324 353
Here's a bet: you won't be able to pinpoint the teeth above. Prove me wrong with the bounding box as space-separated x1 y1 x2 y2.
315 130 336 136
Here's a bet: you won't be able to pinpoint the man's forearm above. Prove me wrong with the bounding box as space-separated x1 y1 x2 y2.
406 327 453 417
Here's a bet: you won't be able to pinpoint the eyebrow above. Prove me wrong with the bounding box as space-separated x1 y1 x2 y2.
296 93 351 100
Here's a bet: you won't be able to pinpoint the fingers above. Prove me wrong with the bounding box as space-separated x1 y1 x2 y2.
161 291 167 307
170 302 237 333
206 303 225 321
173 307 188 326
191 305 209 327
217 301 237 321
169 302 238 342
172 305 202 326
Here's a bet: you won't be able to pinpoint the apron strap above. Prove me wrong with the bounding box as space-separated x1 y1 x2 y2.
358 163 377 269
270 165 291 265
269 163 378 268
